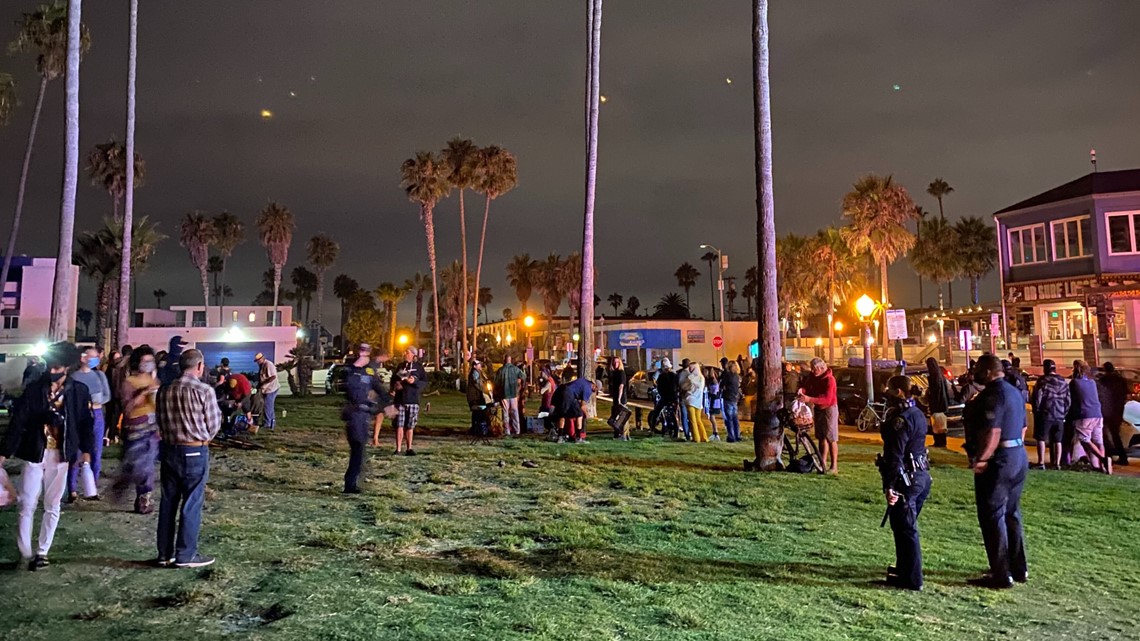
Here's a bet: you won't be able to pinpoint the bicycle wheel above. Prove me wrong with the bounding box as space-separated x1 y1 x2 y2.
856 406 880 433
781 432 796 470
798 433 824 472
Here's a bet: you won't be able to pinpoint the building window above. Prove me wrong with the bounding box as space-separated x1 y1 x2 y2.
248 311 257 323
1050 216 1091 260
1043 308 1086 341
3 316 18 330
1008 224 1047 265
1106 211 1140 255
231 310 239 323
192 311 207 327
265 311 281 326
1113 309 1129 342
175 310 187 326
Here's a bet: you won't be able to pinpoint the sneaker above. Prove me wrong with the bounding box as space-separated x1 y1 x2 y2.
1034 464 1047 470
67 492 78 504
155 557 175 568
174 555 215 569
405 450 417 456
967 573 1013 589
1013 571 1029 584
28 555 49 571
135 493 155 515
343 487 362 495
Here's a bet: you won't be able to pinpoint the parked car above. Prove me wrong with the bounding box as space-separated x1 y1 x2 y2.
627 370 656 400
324 363 347 394
832 365 963 430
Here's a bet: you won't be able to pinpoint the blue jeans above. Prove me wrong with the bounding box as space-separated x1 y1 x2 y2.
263 391 278 428
678 402 691 439
68 407 105 494
157 443 210 563
723 402 741 442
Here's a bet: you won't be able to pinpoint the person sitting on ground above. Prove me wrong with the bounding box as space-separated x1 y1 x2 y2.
220 371 254 431
553 368 586 443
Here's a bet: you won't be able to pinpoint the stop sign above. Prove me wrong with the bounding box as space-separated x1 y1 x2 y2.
712 335 724 349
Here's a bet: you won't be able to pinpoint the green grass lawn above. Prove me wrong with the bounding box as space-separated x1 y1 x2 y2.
2 392 1138 640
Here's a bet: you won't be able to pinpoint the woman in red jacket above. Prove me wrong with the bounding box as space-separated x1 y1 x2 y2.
799 357 839 475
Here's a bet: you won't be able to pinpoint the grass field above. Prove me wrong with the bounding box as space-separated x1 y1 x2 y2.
1 392 1138 641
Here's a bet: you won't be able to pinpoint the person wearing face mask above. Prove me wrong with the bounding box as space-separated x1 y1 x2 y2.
1 342 94 571
66 347 112 501
877 375 931 591
155 349 222 568
113 345 161 514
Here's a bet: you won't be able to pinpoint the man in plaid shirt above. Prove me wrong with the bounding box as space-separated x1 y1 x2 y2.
1029 359 1069 470
155 349 221 568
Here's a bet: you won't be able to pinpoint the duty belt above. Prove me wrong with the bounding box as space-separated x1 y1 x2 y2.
904 453 930 472
998 438 1024 449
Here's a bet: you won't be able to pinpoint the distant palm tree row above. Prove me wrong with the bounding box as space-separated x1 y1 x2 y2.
400 138 518 363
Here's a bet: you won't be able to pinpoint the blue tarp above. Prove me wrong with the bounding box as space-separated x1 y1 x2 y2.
606 329 681 350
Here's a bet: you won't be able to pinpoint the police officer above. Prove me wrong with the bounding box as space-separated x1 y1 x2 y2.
342 344 392 494
966 354 1029 589
878 375 931 591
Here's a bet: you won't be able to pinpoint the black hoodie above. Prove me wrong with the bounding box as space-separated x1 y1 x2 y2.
3 376 94 463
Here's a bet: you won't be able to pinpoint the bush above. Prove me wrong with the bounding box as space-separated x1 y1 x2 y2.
427 370 459 393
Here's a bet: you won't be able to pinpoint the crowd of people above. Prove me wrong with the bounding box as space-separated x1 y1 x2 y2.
2 341 226 571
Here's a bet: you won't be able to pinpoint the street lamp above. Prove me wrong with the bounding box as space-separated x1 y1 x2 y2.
523 314 536 381
699 243 727 358
397 333 410 347
855 294 877 409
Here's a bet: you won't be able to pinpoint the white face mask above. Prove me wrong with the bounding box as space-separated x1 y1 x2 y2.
140 361 157 374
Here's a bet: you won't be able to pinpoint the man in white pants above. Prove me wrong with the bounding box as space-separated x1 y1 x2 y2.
0 343 94 571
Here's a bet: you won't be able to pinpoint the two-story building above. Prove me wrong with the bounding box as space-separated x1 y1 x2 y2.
996 169 1140 357
0 257 79 389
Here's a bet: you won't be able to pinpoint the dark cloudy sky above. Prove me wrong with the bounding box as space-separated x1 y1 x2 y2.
2 0 1139 328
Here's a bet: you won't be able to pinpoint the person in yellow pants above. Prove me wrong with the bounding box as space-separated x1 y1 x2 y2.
680 361 709 442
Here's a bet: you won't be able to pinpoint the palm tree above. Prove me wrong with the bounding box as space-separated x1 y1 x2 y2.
955 216 998 305
86 140 146 220
152 288 166 307
580 0 603 381
909 217 959 310
442 137 479 362
478 287 493 323
180 211 216 320
207 256 223 303
623 296 640 317
751 0 784 469
256 201 295 326
306 233 339 330
653 292 690 319
76 307 91 337
332 274 359 346
212 211 245 318
559 252 584 334
840 174 918 349
5 2 91 312
535 254 564 349
0 73 15 125
673 262 700 311
472 145 518 353
290 266 318 322
374 282 406 354
506 253 538 316
115 0 139 349
74 230 116 343
403 272 431 350
743 266 758 319
700 250 718 319
914 206 929 307
49 0 86 341
607 293 623 316
811 227 863 364
927 178 955 305
725 279 738 317
775 234 813 345
401 151 452 363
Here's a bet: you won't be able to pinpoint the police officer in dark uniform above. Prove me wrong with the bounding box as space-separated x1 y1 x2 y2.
342 344 392 494
877 375 931 591
965 354 1028 589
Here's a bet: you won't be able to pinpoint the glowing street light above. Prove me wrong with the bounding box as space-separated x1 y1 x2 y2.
855 294 876 320
397 333 410 346
833 320 844 332
854 294 877 407
523 315 535 328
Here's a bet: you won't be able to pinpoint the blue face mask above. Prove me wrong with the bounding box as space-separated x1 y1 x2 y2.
88 357 100 369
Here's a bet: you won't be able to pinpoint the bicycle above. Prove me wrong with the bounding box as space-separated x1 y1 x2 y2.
779 409 824 472
856 401 888 433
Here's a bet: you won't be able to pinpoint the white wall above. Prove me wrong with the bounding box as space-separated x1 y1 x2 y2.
122 325 298 366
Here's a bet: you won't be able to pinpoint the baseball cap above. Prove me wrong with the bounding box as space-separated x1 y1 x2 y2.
661 358 672 369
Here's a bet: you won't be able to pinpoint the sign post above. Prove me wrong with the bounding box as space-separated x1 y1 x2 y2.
885 309 908 340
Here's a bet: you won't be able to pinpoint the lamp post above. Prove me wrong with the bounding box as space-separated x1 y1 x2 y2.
699 243 726 359
855 294 877 408
524 314 535 381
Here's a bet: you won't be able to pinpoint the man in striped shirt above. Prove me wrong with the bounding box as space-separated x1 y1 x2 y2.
155 349 221 568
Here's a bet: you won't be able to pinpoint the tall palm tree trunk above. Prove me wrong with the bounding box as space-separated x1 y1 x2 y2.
707 259 716 319
272 265 282 326
472 196 490 359
219 260 228 323
578 0 602 383
414 290 423 347
422 205 441 364
198 267 210 317
827 283 835 364
752 0 783 470
971 276 979 305
116 0 139 348
315 272 325 328
916 217 923 308
95 279 111 346
50 0 83 342
0 77 48 299
458 189 469 365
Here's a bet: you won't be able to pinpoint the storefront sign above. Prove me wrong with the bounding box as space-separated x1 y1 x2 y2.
616 331 644 347
606 329 681 350
885 309 908 340
1005 278 1093 304
686 329 706 344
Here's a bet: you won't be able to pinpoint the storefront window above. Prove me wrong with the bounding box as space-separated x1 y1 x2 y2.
1113 309 1129 341
1008 224 1047 265
1043 308 1086 341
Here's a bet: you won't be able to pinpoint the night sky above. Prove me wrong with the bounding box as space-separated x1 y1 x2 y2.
2 1 1139 328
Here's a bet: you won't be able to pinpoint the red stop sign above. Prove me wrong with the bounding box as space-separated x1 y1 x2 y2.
712 335 724 349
